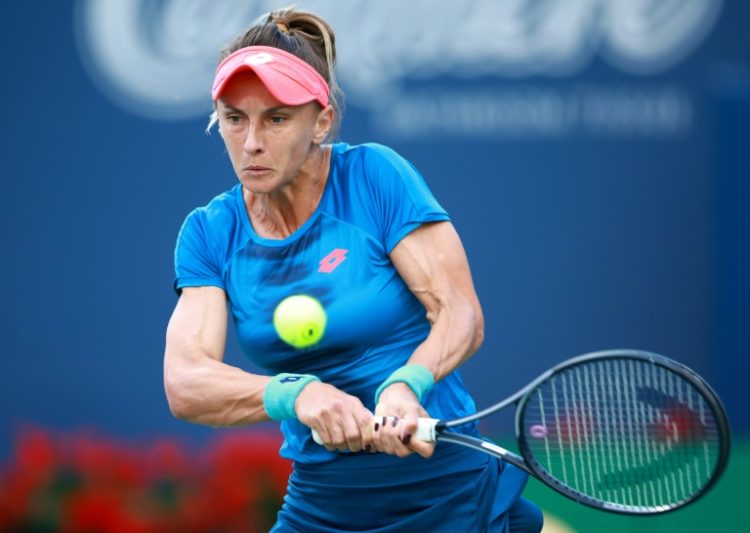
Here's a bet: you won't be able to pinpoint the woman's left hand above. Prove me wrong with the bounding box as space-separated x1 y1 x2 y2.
372 383 436 458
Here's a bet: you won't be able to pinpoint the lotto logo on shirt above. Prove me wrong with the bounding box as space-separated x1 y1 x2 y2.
318 249 349 273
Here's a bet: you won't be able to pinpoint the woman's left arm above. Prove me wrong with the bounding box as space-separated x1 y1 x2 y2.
372 221 485 457
391 221 485 377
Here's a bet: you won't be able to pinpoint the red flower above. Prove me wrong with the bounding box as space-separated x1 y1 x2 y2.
15 429 57 479
63 490 149 533
0 427 291 532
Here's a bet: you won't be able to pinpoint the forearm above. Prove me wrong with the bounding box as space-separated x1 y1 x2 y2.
407 291 484 381
372 298 481 458
164 352 271 427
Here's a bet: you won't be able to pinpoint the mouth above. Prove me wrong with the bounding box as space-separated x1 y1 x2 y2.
243 165 273 176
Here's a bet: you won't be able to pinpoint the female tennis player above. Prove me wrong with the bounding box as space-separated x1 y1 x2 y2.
164 7 542 532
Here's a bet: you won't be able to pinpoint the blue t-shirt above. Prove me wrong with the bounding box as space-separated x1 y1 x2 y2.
174 142 478 463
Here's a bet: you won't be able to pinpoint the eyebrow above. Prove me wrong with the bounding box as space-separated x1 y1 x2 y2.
219 103 296 115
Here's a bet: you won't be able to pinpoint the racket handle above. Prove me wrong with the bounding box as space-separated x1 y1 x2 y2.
311 417 440 445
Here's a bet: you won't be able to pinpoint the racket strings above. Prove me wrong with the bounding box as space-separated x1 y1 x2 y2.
521 358 722 512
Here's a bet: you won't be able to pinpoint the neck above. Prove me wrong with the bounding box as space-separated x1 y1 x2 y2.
245 144 331 239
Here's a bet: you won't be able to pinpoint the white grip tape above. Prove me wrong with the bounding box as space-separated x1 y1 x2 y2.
311 417 439 445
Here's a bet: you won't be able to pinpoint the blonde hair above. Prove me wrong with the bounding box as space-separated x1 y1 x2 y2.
207 6 343 140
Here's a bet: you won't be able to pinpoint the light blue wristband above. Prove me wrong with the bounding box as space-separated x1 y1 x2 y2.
263 373 321 420
374 364 435 405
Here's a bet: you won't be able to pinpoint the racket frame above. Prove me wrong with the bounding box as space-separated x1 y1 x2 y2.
437 349 731 515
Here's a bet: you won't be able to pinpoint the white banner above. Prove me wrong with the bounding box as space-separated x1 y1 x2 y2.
74 0 723 137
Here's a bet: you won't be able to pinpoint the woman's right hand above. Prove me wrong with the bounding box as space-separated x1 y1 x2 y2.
295 381 374 453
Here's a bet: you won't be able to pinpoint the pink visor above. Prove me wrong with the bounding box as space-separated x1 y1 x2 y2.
211 46 330 107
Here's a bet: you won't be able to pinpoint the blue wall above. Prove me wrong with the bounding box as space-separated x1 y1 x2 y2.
1 0 747 455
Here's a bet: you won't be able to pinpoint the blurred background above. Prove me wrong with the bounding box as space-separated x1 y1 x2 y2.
1 0 747 531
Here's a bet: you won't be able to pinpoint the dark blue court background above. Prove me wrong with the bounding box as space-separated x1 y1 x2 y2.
0 0 747 459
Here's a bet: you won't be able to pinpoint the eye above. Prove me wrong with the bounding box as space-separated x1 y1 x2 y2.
270 115 287 124
227 114 243 125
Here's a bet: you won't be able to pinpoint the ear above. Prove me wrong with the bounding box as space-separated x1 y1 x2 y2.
312 105 334 144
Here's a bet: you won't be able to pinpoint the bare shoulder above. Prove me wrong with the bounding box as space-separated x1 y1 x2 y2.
390 221 479 311
166 286 228 362
390 221 470 277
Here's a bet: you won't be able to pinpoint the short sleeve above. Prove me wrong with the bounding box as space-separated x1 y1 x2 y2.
173 209 225 293
363 144 450 252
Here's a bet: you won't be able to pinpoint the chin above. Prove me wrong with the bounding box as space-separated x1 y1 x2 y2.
238 178 279 195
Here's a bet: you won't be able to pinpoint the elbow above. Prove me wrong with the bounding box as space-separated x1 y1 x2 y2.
164 368 195 421
470 307 485 354
445 295 484 359
166 396 190 422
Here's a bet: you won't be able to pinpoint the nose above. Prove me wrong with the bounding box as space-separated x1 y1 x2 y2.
243 121 264 154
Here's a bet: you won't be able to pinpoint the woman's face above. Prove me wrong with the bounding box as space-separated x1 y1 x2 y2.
216 71 332 194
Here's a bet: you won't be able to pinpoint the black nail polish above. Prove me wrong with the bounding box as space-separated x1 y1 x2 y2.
374 422 380 431
365 444 371 452
382 416 387 426
401 433 412 445
392 418 398 427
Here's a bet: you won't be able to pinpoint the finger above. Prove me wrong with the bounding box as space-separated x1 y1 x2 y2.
311 412 337 450
380 417 414 458
354 411 375 453
398 415 419 441
324 418 349 452
312 426 335 450
371 415 396 454
343 413 366 452
335 426 351 452
370 415 385 448
407 437 435 459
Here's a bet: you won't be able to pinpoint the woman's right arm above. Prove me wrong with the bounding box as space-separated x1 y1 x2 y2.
163 286 374 450
164 286 271 427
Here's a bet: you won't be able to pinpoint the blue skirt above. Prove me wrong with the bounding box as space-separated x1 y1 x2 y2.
270 442 533 532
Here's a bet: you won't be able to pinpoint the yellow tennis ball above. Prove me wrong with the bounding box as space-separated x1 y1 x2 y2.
273 295 327 349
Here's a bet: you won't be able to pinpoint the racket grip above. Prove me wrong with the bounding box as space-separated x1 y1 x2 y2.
311 417 440 445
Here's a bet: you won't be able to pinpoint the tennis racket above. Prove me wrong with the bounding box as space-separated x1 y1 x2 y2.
312 349 730 515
